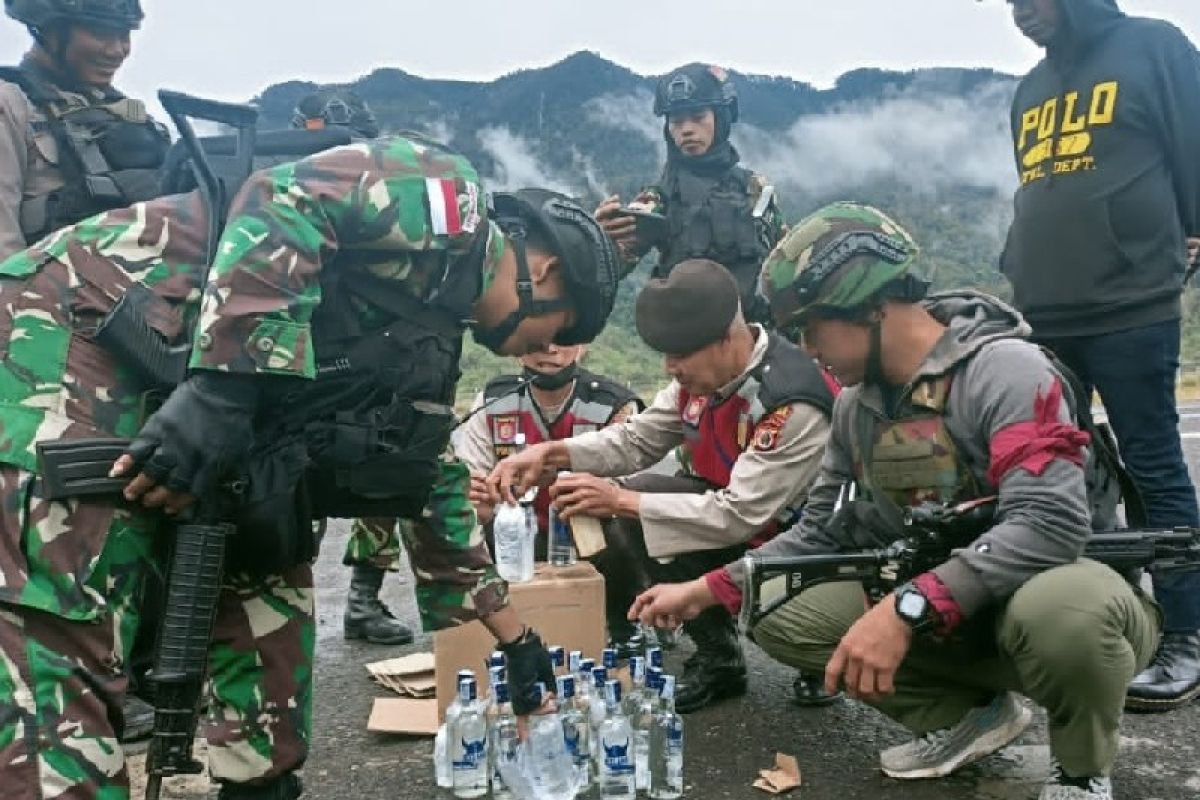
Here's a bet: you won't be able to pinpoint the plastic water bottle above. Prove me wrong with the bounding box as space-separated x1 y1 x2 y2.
602 647 618 672
648 675 684 799
597 679 636 799
548 478 577 566
494 501 535 583
450 677 488 798
488 680 519 800
527 682 573 797
557 675 593 791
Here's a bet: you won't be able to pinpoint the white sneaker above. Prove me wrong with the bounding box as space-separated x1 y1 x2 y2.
1039 761 1114 800
879 692 1033 779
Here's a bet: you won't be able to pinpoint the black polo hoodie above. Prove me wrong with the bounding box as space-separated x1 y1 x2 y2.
1000 0 1200 337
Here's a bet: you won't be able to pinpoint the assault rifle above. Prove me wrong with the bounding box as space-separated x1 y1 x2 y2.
140 90 256 800
738 496 1200 633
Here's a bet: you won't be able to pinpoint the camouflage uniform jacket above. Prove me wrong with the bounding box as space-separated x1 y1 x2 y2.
0 135 508 626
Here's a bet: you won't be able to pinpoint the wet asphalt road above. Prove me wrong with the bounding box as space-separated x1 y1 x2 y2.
139 405 1200 800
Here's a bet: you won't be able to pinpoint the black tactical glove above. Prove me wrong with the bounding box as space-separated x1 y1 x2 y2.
498 627 556 715
125 371 258 498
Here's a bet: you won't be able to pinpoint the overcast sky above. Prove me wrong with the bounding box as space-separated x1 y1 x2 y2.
1 0 1197 107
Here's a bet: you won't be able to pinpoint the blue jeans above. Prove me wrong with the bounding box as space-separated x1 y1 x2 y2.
1037 319 1200 633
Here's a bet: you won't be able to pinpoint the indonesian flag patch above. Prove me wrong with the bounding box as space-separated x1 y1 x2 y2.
426 178 464 236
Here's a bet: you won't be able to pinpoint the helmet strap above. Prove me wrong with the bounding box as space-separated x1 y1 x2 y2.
865 311 888 388
471 229 570 353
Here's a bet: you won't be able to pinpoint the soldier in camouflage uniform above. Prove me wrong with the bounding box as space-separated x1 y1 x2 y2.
0 134 619 799
594 62 784 323
632 203 1160 800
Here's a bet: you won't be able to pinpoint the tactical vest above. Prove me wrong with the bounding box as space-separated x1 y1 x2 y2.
850 348 1139 531
854 376 978 510
658 165 770 321
677 333 835 543
484 370 641 530
0 65 168 244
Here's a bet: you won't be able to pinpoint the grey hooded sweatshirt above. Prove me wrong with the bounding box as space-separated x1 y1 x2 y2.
1000 0 1200 338
727 292 1096 620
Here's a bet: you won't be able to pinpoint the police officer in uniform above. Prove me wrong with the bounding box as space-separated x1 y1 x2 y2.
456 343 643 644
458 343 643 534
0 0 167 260
491 259 835 712
594 62 783 323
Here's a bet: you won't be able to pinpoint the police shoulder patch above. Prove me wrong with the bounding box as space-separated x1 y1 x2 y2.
753 405 795 452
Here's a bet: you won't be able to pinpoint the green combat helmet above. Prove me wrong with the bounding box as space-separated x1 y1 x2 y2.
5 0 143 31
291 88 380 139
760 202 923 337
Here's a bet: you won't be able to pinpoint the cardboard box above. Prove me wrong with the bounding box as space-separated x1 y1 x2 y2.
434 562 606 720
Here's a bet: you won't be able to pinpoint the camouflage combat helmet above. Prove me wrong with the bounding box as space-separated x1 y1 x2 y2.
761 202 921 333
291 88 380 139
654 62 739 122
5 0 143 30
490 188 622 347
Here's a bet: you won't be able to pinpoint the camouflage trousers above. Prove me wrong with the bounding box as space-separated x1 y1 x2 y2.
343 458 507 632
0 468 314 800
343 517 403 571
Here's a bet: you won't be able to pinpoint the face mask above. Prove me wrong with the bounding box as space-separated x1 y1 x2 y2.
522 362 579 391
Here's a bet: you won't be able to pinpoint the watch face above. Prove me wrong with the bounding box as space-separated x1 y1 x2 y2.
897 590 928 621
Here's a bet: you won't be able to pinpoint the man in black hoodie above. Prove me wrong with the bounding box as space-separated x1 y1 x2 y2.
1000 0 1200 712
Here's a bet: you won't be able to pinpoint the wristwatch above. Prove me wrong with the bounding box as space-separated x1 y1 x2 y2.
893 582 937 633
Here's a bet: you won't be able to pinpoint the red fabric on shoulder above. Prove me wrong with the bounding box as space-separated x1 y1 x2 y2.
986 377 1090 487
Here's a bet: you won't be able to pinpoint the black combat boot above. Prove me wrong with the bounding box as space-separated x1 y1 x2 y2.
218 774 303 799
792 670 841 707
343 564 414 645
1125 631 1200 712
674 607 747 714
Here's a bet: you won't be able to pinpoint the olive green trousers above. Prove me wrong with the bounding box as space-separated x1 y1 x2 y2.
753 559 1161 776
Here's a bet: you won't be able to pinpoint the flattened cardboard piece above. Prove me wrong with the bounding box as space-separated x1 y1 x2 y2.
752 752 802 794
366 652 435 678
435 562 606 720
367 697 439 736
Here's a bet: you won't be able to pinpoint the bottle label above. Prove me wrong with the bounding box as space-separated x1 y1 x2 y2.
453 738 486 770
602 739 635 774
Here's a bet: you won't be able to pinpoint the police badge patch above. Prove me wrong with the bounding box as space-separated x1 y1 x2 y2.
753 406 795 451
495 415 519 444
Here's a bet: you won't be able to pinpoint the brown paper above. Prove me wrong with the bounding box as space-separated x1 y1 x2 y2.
752 752 802 794
570 515 606 558
366 698 440 736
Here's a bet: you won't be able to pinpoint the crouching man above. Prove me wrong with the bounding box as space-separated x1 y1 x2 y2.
632 204 1161 800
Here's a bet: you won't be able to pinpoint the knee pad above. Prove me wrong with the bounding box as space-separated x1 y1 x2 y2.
218 773 303 800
